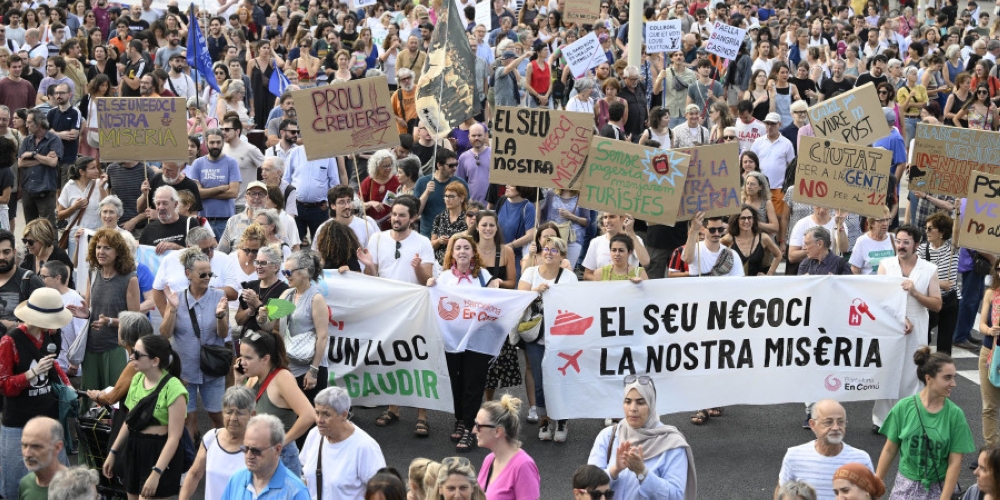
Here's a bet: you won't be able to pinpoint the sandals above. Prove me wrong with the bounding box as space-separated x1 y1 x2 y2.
450 421 466 442
375 410 400 427
456 429 475 452
414 419 431 437
708 408 723 417
690 409 710 425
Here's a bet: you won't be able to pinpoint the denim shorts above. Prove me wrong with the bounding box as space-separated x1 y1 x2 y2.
185 376 226 413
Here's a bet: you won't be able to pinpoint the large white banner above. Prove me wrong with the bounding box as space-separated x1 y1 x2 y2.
428 286 536 356
541 276 910 419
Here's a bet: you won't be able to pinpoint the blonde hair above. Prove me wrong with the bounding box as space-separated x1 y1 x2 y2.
480 394 523 447
407 458 439 500
426 457 486 500
422 461 443 500
239 222 268 247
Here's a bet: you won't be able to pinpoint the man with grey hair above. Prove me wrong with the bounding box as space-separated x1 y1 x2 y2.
220 414 309 500
619 65 648 143
987 38 1000 63
391 67 418 135
775 399 873 500
219 180 270 253
138 160 204 217
18 416 67 500
139 185 201 254
152 226 239 318
797 226 852 275
47 466 98 500
260 157 297 216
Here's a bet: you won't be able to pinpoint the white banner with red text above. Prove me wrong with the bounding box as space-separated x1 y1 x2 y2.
320 272 534 412
541 276 910 419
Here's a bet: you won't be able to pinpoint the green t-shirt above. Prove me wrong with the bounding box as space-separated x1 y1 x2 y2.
124 371 189 426
880 395 976 488
19 472 47 500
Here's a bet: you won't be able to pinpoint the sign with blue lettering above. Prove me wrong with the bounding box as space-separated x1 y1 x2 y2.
806 83 891 146
959 171 1000 254
97 97 187 161
796 136 893 218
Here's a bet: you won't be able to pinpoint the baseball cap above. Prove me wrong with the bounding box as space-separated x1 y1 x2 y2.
764 112 781 124
501 50 517 60
247 181 268 193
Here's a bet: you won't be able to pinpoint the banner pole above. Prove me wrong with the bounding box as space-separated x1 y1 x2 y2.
353 153 370 244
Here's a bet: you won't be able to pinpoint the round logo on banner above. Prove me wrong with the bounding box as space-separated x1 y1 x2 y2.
824 375 842 392
438 296 460 321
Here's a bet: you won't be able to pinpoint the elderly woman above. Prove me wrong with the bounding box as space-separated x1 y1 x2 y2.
588 375 696 500
255 208 293 258
471 396 539 499
263 190 300 252
920 212 959 354
672 104 710 148
566 77 596 114
722 205 782 276
432 182 470 264
849 206 894 276
302 386 386 499
776 480 816 500
159 247 230 440
21 219 74 287
237 328 315 476
215 79 251 127
236 245 289 336
0 288 72 499
57 156 106 257
73 195 128 266
361 149 400 231
102 335 187 499
832 463 884 500
187 96 218 136
257 250 329 402
427 457 486 500
519 236 578 443
179 386 257 500
83 311 149 410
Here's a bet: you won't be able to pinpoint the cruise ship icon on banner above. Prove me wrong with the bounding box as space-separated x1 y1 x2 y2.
550 311 594 336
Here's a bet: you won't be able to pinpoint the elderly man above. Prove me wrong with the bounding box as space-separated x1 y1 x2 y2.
19 416 67 500
152 227 240 320
797 227 852 275
455 124 490 203
47 467 99 500
619 66 648 143
139 160 204 216
775 400 873 500
391 68 418 135
139 186 202 253
873 225 942 431
219 181 269 253
221 414 309 500
751 112 796 232
22 28 46 71
260 157 296 215
18 108 62 226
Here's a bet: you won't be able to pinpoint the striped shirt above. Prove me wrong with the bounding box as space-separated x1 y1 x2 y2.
918 240 961 299
778 441 874 500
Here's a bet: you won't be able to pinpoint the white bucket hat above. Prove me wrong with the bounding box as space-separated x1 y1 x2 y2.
14 288 72 330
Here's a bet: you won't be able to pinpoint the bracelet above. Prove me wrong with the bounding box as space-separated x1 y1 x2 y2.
109 449 118 455
216 313 226 319
151 466 163 475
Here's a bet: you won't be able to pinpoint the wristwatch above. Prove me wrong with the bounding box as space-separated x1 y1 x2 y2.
636 470 647 483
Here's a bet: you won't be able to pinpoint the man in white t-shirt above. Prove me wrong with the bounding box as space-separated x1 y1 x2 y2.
681 212 744 277
776 399 874 500
359 194 434 433
312 185 379 252
734 100 767 152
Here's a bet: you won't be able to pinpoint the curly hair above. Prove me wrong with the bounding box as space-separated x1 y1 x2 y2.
239 222 268 248
315 220 362 269
441 234 484 277
86 228 136 275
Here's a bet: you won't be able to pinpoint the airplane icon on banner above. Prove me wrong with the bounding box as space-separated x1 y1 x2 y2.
558 350 583 375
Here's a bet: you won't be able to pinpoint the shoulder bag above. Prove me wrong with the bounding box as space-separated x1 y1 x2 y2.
57 180 97 249
124 373 174 432
280 289 318 365
515 268 564 344
187 291 233 378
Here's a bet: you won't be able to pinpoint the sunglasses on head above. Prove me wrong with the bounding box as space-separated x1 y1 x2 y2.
624 374 653 386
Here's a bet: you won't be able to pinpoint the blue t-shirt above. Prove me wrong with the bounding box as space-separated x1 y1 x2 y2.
498 198 536 264
873 128 907 176
188 155 241 218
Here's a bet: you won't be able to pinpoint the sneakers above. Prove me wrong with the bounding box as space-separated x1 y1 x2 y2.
553 421 568 442
527 406 539 424
954 340 978 350
538 421 553 441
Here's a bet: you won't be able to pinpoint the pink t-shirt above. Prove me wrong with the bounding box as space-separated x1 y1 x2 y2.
477 449 541 500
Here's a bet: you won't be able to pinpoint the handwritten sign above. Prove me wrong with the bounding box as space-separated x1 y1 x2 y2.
910 123 1000 197
807 83 890 146
645 20 683 53
97 97 187 161
565 0 601 24
475 0 491 28
704 21 746 60
674 143 741 220
577 137 690 225
563 32 607 79
489 107 594 190
959 171 1000 254
795 136 893 218
293 75 399 160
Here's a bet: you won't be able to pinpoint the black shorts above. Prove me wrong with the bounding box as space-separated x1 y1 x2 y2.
123 431 184 496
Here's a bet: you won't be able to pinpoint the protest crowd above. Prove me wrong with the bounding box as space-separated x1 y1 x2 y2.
3 0 1000 497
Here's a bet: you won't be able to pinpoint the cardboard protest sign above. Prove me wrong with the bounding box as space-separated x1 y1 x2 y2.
564 0 601 24
795 137 894 218
97 97 187 161
673 142 741 220
577 137 690 225
704 21 746 60
909 123 1000 197
489 107 595 189
961 171 1000 254
563 32 608 78
645 20 683 53
293 76 399 160
807 83 891 146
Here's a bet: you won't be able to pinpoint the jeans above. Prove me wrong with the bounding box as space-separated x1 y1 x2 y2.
208 219 228 240
904 116 919 146
955 271 986 343
524 341 546 411
296 203 328 243
280 439 302 478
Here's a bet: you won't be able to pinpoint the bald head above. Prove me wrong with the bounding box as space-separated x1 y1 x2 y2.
811 399 845 419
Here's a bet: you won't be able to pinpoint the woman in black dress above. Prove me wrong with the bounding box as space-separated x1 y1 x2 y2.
721 205 782 276
245 39 284 125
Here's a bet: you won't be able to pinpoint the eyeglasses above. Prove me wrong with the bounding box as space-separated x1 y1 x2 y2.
130 350 150 360
197 272 215 279
38 273 52 279
587 490 615 500
241 247 260 255
21 238 35 246
202 246 216 255
541 247 561 254
705 227 726 234
623 374 653 386
247 190 267 198
395 240 402 259
739 216 754 221
281 267 306 277
816 418 847 428
793 110 808 115
240 443 279 457
472 421 496 430
443 194 458 200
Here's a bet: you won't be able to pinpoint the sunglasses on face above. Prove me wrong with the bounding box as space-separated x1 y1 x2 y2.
21 238 35 246
130 350 150 360
240 444 278 457
705 227 725 234
587 490 615 500
196 272 215 279
281 267 306 278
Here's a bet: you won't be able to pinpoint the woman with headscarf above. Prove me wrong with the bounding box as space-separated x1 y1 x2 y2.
832 463 885 500
587 374 697 500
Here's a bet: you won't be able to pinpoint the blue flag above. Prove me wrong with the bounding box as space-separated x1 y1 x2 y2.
268 59 290 97
187 7 220 93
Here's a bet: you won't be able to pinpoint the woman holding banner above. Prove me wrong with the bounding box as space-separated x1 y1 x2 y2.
587 375 696 500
